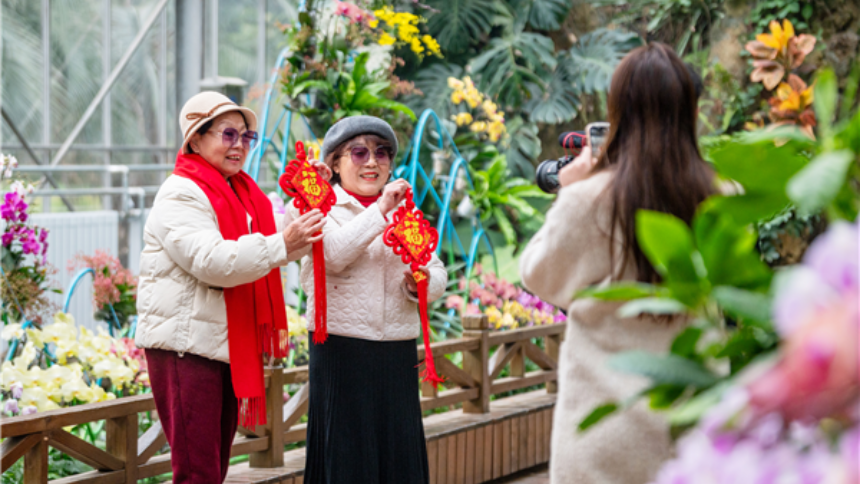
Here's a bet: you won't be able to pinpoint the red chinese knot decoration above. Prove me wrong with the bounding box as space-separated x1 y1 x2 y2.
278 141 336 344
383 188 444 388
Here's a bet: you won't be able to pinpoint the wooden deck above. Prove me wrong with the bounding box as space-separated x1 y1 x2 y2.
224 391 556 484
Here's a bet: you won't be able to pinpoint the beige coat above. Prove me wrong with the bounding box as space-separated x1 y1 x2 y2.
520 170 685 484
135 175 291 363
287 185 447 341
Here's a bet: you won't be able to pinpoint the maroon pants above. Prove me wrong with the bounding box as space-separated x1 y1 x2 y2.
146 349 238 483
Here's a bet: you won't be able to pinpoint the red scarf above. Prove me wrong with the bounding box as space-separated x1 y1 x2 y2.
343 188 382 208
173 152 288 428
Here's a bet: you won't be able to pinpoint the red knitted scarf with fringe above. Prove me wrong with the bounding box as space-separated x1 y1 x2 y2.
174 152 288 428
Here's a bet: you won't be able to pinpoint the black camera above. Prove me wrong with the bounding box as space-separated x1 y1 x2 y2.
535 131 585 194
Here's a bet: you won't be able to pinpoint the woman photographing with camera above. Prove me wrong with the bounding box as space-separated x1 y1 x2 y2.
520 43 715 483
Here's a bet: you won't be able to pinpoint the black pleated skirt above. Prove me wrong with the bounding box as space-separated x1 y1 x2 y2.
304 332 430 484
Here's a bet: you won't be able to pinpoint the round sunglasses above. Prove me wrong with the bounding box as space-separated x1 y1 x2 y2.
207 127 259 150
345 146 393 165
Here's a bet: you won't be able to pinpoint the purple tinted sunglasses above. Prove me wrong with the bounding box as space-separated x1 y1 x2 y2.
208 127 258 150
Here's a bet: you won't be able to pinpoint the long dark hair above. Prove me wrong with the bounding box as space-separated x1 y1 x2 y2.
594 42 715 283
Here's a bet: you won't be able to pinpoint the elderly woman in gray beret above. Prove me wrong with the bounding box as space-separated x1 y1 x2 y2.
286 115 447 483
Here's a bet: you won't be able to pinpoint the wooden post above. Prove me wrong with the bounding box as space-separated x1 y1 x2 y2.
462 315 490 414
23 433 48 484
546 333 562 394
106 414 139 483
250 365 285 467
509 345 525 378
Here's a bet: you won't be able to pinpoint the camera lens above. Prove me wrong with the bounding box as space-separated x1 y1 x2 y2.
535 160 560 194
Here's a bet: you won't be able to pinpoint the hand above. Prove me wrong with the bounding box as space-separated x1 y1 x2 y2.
378 179 411 214
403 266 429 295
282 209 326 253
559 145 598 188
307 148 333 182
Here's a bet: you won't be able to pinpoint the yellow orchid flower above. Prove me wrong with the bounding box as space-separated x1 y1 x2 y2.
54 312 75 325
61 378 95 403
756 19 794 52
470 121 488 133
448 78 465 90
1 323 24 340
453 112 474 127
20 386 59 412
368 19 378 28
93 357 135 385
451 90 465 105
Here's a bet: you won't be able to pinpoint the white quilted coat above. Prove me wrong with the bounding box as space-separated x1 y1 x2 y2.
135 175 291 363
286 184 447 341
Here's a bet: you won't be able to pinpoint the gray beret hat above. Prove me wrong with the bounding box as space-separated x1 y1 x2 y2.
320 115 398 161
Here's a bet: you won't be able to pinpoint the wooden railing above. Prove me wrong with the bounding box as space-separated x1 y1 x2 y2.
0 315 565 483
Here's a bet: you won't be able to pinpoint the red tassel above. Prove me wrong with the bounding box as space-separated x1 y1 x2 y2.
238 396 267 428
312 239 328 344
416 272 444 388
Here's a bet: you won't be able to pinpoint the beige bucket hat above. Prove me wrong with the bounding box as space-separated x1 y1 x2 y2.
179 91 258 154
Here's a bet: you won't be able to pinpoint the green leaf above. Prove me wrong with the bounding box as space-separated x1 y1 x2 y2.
667 382 730 427
575 282 667 301
712 286 772 325
608 351 719 388
525 0 570 30
635 210 698 281
700 193 790 226
618 297 687 318
647 384 686 409
693 211 772 290
351 52 369 85
567 28 642 94
709 139 809 194
526 61 580 124
425 0 500 53
469 33 557 108
787 149 855 215
814 68 838 141
577 403 619 432
493 206 517 245
670 327 703 359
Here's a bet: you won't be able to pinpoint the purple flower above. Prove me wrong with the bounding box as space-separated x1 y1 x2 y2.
553 312 566 324
772 267 838 336
517 291 539 309
1 192 28 222
536 300 556 314
38 228 48 243
3 399 19 415
841 427 859 483
1 231 13 246
21 405 36 415
21 232 40 255
10 382 23 399
804 221 858 295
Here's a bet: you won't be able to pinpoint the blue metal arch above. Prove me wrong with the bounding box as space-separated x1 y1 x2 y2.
64 268 123 337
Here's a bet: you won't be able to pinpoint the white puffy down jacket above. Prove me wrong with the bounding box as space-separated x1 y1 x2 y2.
135 175 291 363
287 184 447 341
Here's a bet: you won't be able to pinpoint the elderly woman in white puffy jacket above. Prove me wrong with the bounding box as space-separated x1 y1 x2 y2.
135 92 330 483
286 116 447 484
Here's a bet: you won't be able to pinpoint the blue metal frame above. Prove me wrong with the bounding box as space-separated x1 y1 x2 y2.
398 109 497 278
64 268 123 337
